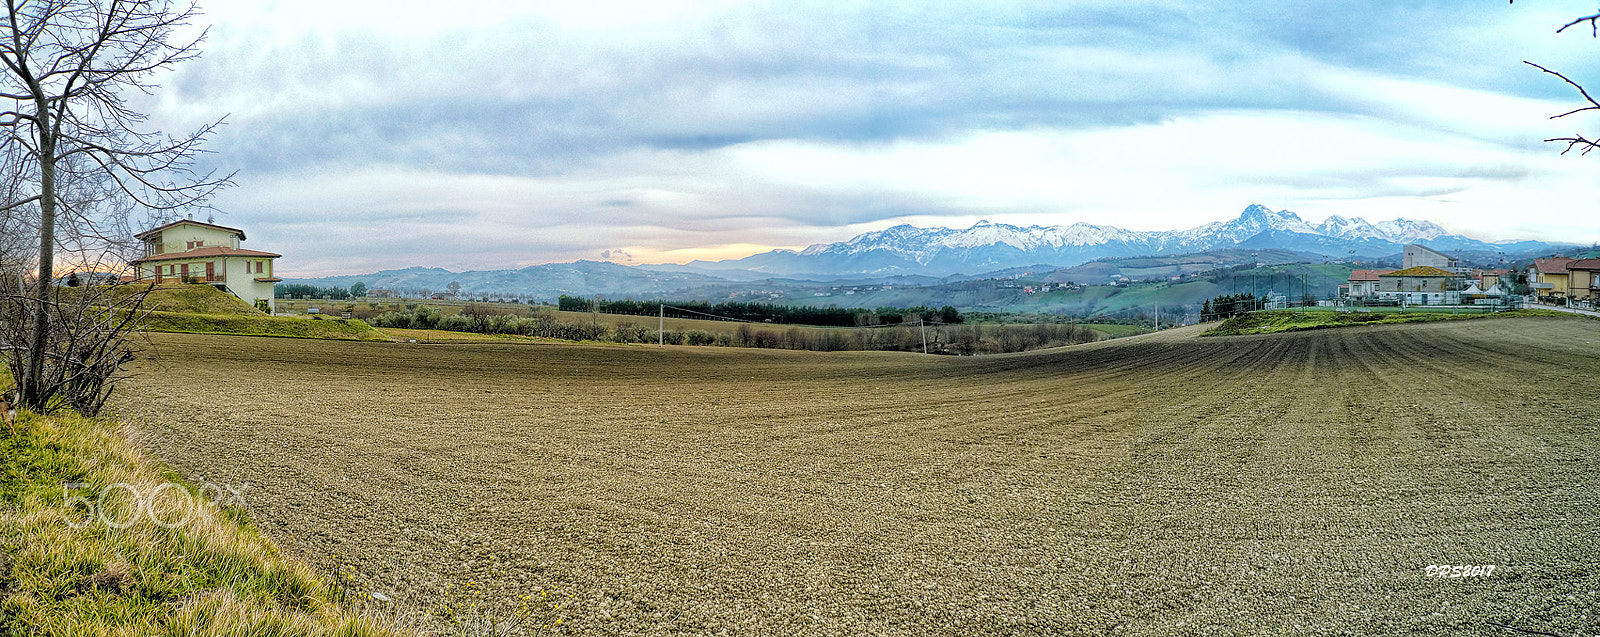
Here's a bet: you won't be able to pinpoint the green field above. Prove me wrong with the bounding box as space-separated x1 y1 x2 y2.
1204 308 1577 336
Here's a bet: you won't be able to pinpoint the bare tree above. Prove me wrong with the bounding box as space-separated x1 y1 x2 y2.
0 0 232 411
0 255 153 415
1519 3 1600 155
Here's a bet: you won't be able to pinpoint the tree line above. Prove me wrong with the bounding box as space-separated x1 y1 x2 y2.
277 283 363 300
369 304 1090 354
556 295 962 327
1200 293 1264 322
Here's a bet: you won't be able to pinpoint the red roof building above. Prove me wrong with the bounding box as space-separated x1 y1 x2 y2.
130 220 283 312
1565 258 1600 301
1528 257 1576 299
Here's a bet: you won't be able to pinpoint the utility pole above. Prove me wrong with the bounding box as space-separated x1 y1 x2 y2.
1154 303 1159 330
659 303 664 347
919 319 928 355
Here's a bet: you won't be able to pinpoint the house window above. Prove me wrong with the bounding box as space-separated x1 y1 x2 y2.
254 261 263 274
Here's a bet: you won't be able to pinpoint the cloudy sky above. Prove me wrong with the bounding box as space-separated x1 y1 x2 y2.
140 1 1600 276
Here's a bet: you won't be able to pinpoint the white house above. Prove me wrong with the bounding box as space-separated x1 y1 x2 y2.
1402 244 1463 272
1343 269 1394 299
1377 266 1466 305
130 220 282 312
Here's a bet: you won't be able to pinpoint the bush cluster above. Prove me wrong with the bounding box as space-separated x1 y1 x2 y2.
557 296 961 327
368 305 1099 354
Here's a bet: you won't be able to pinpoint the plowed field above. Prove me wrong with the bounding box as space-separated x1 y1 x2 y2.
113 316 1600 635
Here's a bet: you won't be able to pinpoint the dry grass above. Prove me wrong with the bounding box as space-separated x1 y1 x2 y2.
0 409 400 636
111 316 1600 635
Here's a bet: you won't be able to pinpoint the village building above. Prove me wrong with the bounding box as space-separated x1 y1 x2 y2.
1471 268 1511 290
1528 257 1575 302
1402 244 1462 272
129 220 282 312
1564 258 1600 302
1376 266 1466 305
1342 269 1394 300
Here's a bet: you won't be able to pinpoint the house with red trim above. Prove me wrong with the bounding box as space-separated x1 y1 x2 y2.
129 220 282 312
1342 269 1394 299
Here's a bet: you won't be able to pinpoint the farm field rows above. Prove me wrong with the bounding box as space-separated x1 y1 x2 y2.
112 316 1600 635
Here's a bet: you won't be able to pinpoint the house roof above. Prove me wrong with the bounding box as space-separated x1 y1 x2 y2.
129 246 280 264
1567 258 1600 271
1380 266 1461 277
1533 257 1575 274
1348 269 1394 282
134 219 246 241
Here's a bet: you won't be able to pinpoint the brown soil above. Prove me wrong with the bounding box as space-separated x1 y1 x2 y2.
112 316 1600 635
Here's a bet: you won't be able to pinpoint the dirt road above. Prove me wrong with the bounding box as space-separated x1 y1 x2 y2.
113 316 1600 635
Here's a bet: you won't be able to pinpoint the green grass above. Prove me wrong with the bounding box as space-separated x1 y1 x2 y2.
134 284 265 316
141 311 388 341
1083 324 1151 338
0 410 399 636
1203 308 1576 336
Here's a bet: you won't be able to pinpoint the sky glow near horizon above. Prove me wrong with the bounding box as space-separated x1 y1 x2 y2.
139 1 1600 276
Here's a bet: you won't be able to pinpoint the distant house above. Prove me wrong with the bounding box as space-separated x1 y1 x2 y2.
1471 268 1511 291
1344 269 1394 299
1377 266 1466 305
1403 244 1461 272
129 220 282 312
1528 257 1575 301
1564 258 1600 302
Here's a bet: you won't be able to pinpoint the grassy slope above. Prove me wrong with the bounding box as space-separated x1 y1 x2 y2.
130 284 388 341
140 284 265 316
141 312 388 341
0 408 397 636
1203 308 1578 336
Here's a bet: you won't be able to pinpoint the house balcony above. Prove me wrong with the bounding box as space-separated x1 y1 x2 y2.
132 273 227 285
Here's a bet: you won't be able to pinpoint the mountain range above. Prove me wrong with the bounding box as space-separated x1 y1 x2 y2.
283 205 1568 298
640 204 1554 280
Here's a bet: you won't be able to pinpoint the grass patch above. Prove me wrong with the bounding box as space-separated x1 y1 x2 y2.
0 410 400 636
138 284 264 316
1082 324 1150 338
1203 308 1577 336
141 311 387 341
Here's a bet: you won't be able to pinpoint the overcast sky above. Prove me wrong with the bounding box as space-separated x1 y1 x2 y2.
141 1 1600 276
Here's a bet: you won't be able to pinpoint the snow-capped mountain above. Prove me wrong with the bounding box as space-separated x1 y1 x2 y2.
1375 218 1449 243
644 204 1550 279
1315 215 1388 241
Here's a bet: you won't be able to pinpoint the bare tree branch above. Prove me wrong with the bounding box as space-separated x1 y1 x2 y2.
1 0 231 412
1514 3 1600 156
1557 11 1600 37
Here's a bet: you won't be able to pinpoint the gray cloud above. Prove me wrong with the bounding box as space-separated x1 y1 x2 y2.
135 1 1600 274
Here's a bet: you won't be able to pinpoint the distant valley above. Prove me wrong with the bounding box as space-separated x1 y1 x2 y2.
283 204 1572 318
